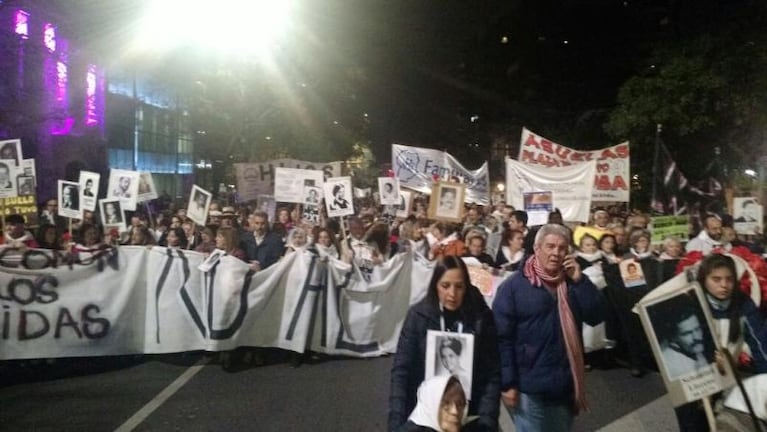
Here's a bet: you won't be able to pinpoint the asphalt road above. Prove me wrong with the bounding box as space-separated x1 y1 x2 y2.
1 350 679 431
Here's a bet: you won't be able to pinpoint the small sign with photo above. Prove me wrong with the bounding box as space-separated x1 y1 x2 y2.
428 182 465 223
425 330 475 398
16 175 34 196
137 172 158 202
523 191 553 226
107 169 140 211
99 198 125 232
395 190 413 219
187 185 212 226
378 177 400 205
79 171 100 212
0 159 18 198
619 259 646 288
58 180 82 220
323 177 354 218
733 197 763 235
0 139 22 166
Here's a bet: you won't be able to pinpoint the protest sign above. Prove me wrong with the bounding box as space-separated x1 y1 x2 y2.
650 216 689 244
733 197 763 235
392 144 489 205
235 159 341 202
505 158 595 222
274 167 325 204
518 128 630 202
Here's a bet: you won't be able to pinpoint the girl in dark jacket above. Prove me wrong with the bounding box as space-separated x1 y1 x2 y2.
389 256 501 432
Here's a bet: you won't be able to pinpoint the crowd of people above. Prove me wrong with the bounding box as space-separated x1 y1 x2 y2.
2 187 767 431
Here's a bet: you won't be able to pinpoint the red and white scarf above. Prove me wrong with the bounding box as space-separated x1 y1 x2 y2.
524 255 588 414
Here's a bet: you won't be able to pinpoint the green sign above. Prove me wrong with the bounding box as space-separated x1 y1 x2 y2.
650 216 689 244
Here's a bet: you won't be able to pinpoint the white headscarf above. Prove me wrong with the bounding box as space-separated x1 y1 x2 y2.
407 375 467 431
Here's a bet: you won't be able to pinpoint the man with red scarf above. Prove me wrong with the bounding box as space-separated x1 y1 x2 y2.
493 224 605 431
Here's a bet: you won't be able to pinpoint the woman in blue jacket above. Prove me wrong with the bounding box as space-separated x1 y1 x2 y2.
389 256 501 431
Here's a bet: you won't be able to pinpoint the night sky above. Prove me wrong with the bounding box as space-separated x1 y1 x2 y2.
63 0 755 169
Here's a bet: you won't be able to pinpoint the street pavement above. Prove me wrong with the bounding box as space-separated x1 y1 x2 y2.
1 350 680 431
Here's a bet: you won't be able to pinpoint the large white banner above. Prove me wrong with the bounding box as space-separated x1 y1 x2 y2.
273 168 325 204
0 246 436 359
518 128 630 202
234 159 342 202
392 144 490 205
505 158 596 223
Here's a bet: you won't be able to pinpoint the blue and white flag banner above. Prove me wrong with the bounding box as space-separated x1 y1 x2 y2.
392 144 490 205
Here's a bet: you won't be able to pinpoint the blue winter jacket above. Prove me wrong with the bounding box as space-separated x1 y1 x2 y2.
709 295 767 373
492 270 605 401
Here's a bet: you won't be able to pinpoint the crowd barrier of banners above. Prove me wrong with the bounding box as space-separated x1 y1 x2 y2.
391 144 490 205
0 247 449 360
518 128 630 203
505 158 595 223
234 160 342 202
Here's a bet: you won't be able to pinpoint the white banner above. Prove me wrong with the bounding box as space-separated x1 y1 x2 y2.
0 246 439 359
392 144 490 205
505 158 595 223
274 168 325 204
518 128 630 202
234 160 342 202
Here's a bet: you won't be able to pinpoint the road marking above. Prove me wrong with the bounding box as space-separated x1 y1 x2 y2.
114 357 210 432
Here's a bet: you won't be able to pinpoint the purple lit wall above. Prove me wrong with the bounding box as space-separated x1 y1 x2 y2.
43 23 56 52
14 10 29 39
85 64 105 132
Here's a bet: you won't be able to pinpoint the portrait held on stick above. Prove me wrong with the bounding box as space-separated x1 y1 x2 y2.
428 182 466 223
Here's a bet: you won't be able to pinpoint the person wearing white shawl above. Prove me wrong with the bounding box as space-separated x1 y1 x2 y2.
405 375 473 432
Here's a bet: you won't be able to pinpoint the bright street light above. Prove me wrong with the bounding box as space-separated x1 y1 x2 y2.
135 0 296 58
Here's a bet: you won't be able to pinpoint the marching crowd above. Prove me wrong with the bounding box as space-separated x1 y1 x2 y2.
2 189 767 432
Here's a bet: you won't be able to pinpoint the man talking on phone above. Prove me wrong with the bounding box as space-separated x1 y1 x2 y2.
493 224 605 431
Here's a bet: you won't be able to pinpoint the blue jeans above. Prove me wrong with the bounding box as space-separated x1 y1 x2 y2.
509 393 574 432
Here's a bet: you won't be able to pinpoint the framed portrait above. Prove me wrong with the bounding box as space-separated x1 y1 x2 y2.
187 185 212 226
303 186 322 206
78 171 101 212
137 172 158 202
16 175 35 196
198 249 226 272
323 176 354 218
637 282 734 406
57 180 82 220
428 182 466 223
21 158 36 177
99 198 125 232
733 197 763 235
0 139 22 167
378 177 400 205
107 169 140 211
425 330 475 398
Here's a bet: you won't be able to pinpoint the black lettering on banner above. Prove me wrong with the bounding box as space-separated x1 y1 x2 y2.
54 307 82 339
333 269 379 354
154 248 178 343
8 279 36 305
19 310 49 340
286 254 323 341
35 275 59 304
175 250 208 338
82 304 110 339
259 164 274 182
205 263 253 340
2 305 9 339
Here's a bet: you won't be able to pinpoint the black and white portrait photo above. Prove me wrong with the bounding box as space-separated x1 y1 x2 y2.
395 190 413 219
323 177 354 218
58 180 82 219
17 175 34 196
107 169 140 211
100 198 125 231
137 172 158 202
0 139 22 166
733 197 763 235
646 289 716 381
425 330 475 398
0 159 17 198
303 186 322 206
187 185 212 226
378 177 400 205
428 183 466 222
79 170 100 212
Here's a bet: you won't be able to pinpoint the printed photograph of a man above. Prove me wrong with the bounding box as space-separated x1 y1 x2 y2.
648 291 716 380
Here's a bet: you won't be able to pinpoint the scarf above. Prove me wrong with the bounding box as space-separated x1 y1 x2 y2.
576 250 603 265
524 255 588 414
4 231 32 246
501 246 524 265
629 248 653 260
